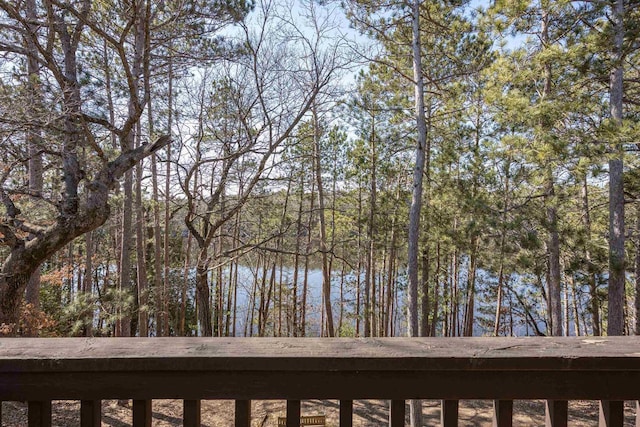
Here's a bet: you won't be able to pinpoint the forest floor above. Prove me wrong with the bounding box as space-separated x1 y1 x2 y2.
2 399 637 426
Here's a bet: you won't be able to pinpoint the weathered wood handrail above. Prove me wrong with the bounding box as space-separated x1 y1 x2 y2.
0 337 639 426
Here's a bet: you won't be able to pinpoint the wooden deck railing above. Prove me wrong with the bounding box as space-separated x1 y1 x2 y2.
0 337 639 426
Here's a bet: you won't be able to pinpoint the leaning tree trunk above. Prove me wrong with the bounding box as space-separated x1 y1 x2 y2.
0 136 171 333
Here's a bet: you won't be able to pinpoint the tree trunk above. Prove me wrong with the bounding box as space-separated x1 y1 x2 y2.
135 129 148 337
355 180 363 336
181 228 192 336
312 107 335 337
24 0 43 312
581 174 600 335
546 174 562 336
408 0 427 422
117 0 145 337
463 239 478 336
636 204 640 335
451 246 459 336
494 261 506 336
0 133 169 330
163 51 174 337
83 231 94 337
386 183 400 337
494 160 510 336
301 174 315 337
195 250 213 337
144 13 165 337
608 0 625 336
420 248 429 336
538 8 562 338
230 216 241 336
118 168 134 337
339 257 346 336
365 111 377 337
277 176 293 337
430 242 441 337
291 170 304 336
570 274 581 336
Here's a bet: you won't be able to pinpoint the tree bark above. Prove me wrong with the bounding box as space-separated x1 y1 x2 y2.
494 159 511 336
0 136 171 330
312 107 335 337
24 0 43 312
463 239 478 336
301 176 315 337
635 204 640 335
291 170 304 336
135 126 148 337
83 231 94 337
408 0 427 423
538 8 563 337
117 0 145 337
581 174 601 335
195 249 213 337
163 52 174 337
608 0 625 336
364 110 377 337
0 2 169 331
546 174 562 336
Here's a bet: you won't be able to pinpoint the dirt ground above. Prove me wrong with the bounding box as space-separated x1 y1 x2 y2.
2 399 638 426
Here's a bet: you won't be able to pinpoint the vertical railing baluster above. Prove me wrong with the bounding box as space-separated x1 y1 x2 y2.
599 401 624 427
235 400 251 427
441 400 459 427
545 400 568 427
28 400 52 427
286 400 301 427
636 401 640 427
133 399 152 427
493 400 513 427
340 399 353 427
80 400 101 427
389 400 405 427
184 399 201 427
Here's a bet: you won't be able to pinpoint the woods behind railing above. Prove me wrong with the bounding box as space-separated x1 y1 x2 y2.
0 337 639 427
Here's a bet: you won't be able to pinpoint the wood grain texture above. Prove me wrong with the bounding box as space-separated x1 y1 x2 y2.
184 400 201 427
389 400 405 427
80 400 101 427
286 400 300 427
545 400 567 427
133 399 151 427
339 400 353 427
599 401 624 427
28 401 51 427
0 337 639 402
442 400 459 427
493 400 513 427
234 399 250 427
1 337 640 371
